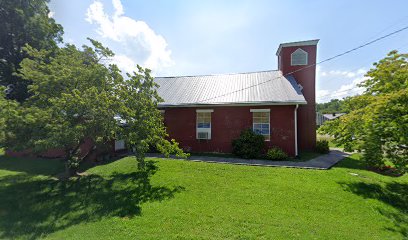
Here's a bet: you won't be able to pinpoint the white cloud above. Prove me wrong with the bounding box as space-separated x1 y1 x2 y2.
319 68 366 79
48 11 55 18
317 68 368 103
85 0 173 73
316 89 330 99
112 55 137 74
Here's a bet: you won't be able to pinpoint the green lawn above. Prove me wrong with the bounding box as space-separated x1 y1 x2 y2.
0 153 407 239
317 133 344 149
190 150 322 162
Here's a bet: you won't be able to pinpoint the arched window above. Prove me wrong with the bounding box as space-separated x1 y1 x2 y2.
291 48 308 66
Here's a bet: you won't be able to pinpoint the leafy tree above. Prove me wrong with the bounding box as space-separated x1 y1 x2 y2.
0 0 63 101
316 99 346 114
4 39 186 176
0 88 11 146
319 51 408 173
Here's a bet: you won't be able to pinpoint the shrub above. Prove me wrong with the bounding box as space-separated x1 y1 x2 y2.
316 140 330 154
266 146 288 160
232 129 265 159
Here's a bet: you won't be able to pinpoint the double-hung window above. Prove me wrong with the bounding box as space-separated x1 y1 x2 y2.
251 109 270 141
196 109 213 140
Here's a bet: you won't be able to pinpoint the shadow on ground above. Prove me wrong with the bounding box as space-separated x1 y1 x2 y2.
334 156 367 171
0 155 65 176
340 181 408 238
0 161 184 239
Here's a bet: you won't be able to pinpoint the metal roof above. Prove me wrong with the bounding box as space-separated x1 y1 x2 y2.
276 39 319 56
323 113 346 120
154 70 306 107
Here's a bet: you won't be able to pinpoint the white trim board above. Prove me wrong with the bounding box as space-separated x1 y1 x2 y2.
158 101 307 108
276 39 319 56
196 109 214 113
250 109 270 113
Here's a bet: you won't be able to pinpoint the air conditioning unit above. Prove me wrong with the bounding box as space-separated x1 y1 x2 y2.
197 130 211 140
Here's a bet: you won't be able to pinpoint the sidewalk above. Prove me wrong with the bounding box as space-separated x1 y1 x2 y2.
146 150 350 170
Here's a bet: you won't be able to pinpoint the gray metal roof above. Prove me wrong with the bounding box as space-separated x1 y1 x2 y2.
323 113 346 120
154 70 306 107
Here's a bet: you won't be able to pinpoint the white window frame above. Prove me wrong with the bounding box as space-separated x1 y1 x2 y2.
250 109 270 141
291 48 308 66
196 109 213 140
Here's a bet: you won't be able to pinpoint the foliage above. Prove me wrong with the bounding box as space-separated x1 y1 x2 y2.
266 146 288 160
316 98 346 114
0 87 19 147
0 88 6 146
316 140 330 154
319 51 408 173
232 128 265 159
0 0 63 101
3 39 186 175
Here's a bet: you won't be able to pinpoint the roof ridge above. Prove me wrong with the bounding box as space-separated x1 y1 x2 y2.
155 69 279 78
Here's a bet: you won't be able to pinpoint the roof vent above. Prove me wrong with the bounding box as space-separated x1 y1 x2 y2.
291 48 308 66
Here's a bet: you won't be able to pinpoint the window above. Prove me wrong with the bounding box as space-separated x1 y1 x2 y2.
196 109 213 139
291 48 308 66
251 109 270 141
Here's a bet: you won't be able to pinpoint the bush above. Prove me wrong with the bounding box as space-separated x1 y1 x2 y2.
316 140 330 154
232 129 265 159
266 146 288 160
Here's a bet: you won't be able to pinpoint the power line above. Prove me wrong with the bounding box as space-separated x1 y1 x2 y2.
365 15 408 42
196 25 408 104
318 88 363 101
317 41 408 101
317 25 408 65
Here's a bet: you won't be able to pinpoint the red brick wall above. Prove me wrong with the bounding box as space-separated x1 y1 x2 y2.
278 44 317 151
163 105 296 156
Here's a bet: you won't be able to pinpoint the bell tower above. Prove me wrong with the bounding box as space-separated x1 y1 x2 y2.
276 40 319 151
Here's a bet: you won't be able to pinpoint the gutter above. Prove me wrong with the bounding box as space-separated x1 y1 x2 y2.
158 101 307 108
294 104 299 157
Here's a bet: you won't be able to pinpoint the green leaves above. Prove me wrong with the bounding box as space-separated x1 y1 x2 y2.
0 0 63 101
360 51 408 94
319 51 408 173
4 38 185 171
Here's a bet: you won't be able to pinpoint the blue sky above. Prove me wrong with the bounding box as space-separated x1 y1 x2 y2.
49 0 408 102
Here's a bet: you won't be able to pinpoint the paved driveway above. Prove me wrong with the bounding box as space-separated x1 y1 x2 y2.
147 150 350 170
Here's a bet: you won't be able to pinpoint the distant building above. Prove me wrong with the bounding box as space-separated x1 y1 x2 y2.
316 112 346 126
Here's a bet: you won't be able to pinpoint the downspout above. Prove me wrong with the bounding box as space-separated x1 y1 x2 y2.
294 104 299 157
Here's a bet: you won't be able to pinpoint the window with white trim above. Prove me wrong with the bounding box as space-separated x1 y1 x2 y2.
291 48 308 66
251 109 270 141
196 110 212 140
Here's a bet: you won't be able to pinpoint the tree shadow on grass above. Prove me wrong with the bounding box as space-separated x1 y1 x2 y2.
334 156 367 171
340 181 408 237
0 161 184 239
0 155 65 176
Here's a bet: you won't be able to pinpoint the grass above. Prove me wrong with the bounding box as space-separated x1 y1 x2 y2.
0 152 407 239
317 133 344 149
189 152 237 158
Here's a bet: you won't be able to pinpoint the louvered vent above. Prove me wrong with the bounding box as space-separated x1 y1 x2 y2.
291 48 308 66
